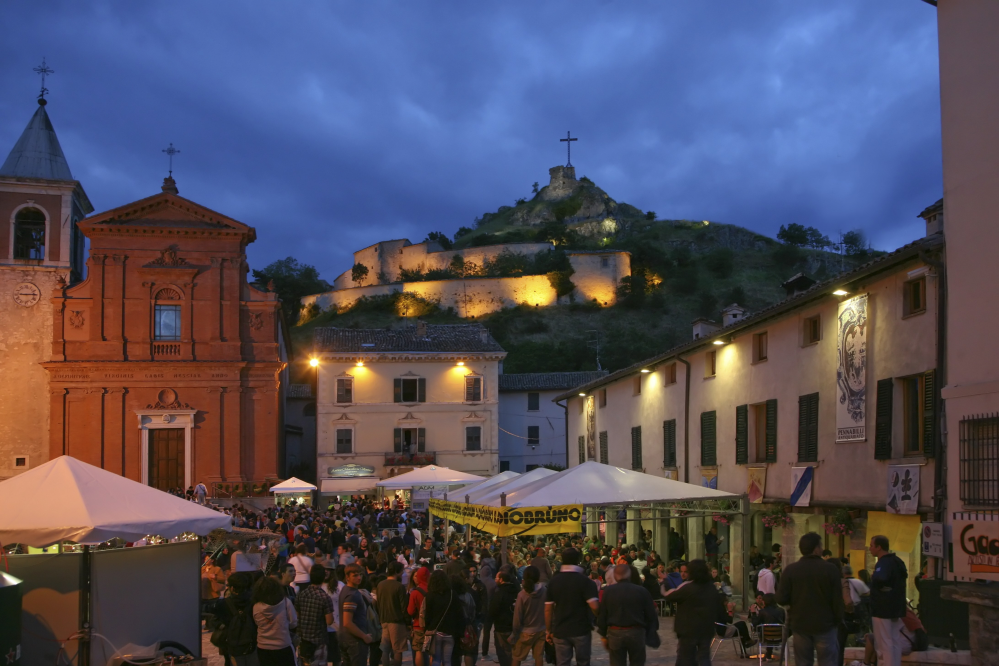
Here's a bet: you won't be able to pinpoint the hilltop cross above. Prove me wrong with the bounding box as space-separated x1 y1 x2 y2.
162 143 180 177
33 57 54 100
560 131 577 167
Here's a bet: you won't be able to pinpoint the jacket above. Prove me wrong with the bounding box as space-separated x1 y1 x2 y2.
661 571 684 594
424 589 465 638
530 557 554 583
489 582 519 633
596 581 659 638
253 598 298 649
666 581 724 640
512 586 547 638
870 553 908 619
776 554 843 634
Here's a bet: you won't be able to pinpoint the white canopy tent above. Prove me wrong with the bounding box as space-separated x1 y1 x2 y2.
451 470 519 496
0 455 232 546
464 466 558 505
375 465 485 489
269 477 318 493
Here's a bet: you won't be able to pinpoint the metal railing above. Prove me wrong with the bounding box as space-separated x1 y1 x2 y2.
959 413 999 506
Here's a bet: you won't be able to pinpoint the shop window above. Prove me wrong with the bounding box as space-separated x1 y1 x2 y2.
465 375 482 402
394 377 426 403
466 426 482 451
154 304 181 341
335 429 353 454
336 377 353 404
903 278 926 317
13 207 46 261
527 392 540 411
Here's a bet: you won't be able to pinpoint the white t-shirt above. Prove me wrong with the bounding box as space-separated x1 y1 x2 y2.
847 578 870 605
289 554 315 584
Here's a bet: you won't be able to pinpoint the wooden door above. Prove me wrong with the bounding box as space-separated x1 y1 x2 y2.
148 428 185 491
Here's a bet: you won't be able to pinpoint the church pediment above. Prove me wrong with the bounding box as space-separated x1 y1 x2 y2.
79 191 254 240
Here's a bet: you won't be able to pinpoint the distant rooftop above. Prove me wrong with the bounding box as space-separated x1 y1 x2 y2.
498 371 608 392
0 101 74 181
314 323 506 354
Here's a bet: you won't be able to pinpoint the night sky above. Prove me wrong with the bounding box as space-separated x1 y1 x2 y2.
0 1 941 281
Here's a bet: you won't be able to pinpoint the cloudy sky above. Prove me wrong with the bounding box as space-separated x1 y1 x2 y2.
0 1 941 281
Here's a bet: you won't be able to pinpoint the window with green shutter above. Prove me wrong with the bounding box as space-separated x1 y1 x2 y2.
874 378 894 459
578 435 586 465
599 431 609 464
923 369 937 458
701 411 717 466
663 420 677 467
631 426 643 470
735 405 749 464
765 398 778 463
797 393 819 462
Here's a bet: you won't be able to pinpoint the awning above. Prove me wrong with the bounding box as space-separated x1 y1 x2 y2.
270 476 318 493
320 477 379 495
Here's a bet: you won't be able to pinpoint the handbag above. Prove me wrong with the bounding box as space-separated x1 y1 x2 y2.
460 626 478 652
422 591 453 653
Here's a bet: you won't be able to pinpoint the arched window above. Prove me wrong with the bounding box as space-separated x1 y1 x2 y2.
13 208 46 261
153 288 183 341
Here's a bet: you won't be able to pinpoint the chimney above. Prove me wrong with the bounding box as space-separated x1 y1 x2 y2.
918 198 943 237
692 318 720 340
479 328 489 343
415 320 427 337
780 273 817 298
720 304 747 327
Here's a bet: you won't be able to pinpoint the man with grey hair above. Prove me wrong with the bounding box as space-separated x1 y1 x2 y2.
596 564 658 666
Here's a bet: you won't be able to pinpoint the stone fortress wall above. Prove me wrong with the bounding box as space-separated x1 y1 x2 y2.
306 248 630 317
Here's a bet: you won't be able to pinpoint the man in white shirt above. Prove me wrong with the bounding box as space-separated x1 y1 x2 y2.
756 556 776 595
194 481 208 505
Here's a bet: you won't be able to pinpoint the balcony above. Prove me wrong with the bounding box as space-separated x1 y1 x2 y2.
153 343 181 357
384 452 436 466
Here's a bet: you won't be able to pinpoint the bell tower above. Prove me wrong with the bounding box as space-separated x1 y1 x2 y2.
0 81 93 479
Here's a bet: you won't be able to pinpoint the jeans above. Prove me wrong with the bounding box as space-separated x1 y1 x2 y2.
340 637 370 666
258 647 297 666
433 634 456 666
606 627 645 666
553 634 591 666
675 636 711 666
872 617 903 666
791 627 839 666
327 633 341 666
494 632 513 666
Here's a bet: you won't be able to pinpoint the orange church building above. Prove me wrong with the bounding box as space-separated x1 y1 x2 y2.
43 177 287 491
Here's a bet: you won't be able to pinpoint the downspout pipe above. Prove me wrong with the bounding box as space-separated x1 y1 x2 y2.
677 355 692 483
921 247 947 577
556 399 569 466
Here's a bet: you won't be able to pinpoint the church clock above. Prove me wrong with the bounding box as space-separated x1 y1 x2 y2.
12 282 41 307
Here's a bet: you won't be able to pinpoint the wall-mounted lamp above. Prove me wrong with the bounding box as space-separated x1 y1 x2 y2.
713 340 725 346
640 368 651 374
356 361 364 367
578 392 586 397
456 361 465 366
832 289 849 296
309 358 319 368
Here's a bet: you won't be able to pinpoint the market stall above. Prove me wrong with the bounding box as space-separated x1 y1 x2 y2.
269 476 317 506
0 456 231 666
376 465 486 528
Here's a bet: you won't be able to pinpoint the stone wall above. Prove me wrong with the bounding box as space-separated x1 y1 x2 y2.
0 267 64 479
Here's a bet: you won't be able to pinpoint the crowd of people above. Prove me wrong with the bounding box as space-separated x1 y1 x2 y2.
197 494 927 666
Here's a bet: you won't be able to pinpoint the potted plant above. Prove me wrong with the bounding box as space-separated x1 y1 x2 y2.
761 504 792 529
824 508 856 536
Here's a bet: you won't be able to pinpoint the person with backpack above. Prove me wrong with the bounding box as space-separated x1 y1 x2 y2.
296 565 335 666
208 572 259 666
252 575 299 666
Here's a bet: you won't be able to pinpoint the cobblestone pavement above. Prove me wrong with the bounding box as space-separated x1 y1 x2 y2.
201 617 768 666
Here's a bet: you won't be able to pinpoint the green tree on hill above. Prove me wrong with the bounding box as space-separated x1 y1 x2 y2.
351 263 369 285
252 257 331 324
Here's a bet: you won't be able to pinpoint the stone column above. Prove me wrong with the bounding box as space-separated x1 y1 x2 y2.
687 516 705 561
626 508 641 546
730 513 745 606
782 513 811 567
586 507 600 540
940 584 999 665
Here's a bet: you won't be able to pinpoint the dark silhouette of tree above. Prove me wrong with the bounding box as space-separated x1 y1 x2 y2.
251 257 331 324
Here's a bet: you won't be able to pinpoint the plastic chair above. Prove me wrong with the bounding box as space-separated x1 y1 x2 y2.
756 623 788 665
711 623 744 659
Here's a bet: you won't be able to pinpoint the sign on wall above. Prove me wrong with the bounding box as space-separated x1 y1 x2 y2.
329 464 376 477
886 465 920 514
953 520 999 581
430 498 583 537
836 294 868 442
747 467 767 504
921 522 944 558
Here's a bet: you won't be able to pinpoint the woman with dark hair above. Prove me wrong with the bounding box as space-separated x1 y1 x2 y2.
665 559 725 666
510 566 546 666
404 524 417 549
252 576 298 666
423 569 466 666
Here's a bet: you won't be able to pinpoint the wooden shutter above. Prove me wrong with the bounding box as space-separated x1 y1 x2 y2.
418 378 426 403
578 435 586 465
874 378 894 460
393 428 402 453
631 426 643 470
599 431 609 464
735 404 749 464
393 379 402 403
417 428 426 452
798 393 819 462
701 411 717 466
663 420 676 467
765 398 778 463
923 369 937 458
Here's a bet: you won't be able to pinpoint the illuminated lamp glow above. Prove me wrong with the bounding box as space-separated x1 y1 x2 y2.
640 368 651 373
356 361 364 367
713 340 725 346
457 361 465 366
578 392 586 397
309 358 319 368
833 289 849 296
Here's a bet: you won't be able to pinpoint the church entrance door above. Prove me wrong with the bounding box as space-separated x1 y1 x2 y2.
148 427 185 491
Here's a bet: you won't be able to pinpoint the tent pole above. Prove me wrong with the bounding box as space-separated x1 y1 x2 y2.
443 493 450 551
465 495 471 548
79 544 92 666
500 492 508 567
741 495 750 612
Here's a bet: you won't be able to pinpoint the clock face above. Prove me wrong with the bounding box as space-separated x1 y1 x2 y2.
13 282 41 307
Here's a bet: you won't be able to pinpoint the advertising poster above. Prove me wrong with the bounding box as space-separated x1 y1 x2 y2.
953 520 999 581
701 468 718 490
836 294 868 442
747 467 767 504
886 465 920 514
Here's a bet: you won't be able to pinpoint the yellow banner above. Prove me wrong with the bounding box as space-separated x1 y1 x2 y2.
866 511 921 553
429 499 583 537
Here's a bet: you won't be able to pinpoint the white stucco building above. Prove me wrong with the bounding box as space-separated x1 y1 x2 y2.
312 322 505 496
498 371 606 473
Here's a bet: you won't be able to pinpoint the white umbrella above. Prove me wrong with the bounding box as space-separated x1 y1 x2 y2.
0 455 231 547
451 470 520 497
467 467 558 504
269 477 318 493
375 465 485 489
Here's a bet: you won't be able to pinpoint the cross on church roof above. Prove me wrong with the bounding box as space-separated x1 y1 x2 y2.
560 131 578 167
33 57 54 103
162 142 180 177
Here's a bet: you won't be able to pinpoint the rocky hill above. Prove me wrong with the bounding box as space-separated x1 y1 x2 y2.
288 167 873 382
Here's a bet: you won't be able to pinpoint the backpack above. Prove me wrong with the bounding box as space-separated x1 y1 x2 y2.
225 598 258 657
362 591 382 643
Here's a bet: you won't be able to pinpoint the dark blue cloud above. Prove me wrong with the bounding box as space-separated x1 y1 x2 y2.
0 0 940 279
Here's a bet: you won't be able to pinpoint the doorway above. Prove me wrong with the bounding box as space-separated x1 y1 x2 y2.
149 428 185 491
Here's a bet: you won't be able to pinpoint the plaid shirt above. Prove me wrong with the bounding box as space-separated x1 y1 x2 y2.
295 585 334 643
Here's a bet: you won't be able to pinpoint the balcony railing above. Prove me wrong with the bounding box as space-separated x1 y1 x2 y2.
384 452 436 466
153 342 181 356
